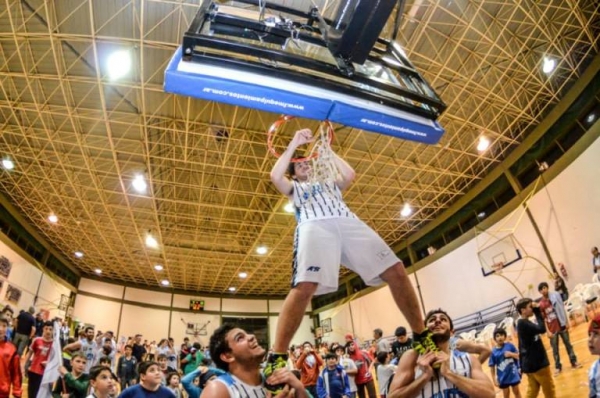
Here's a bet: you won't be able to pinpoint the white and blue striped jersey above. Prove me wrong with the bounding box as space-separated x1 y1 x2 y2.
590 359 600 397
80 338 97 374
215 373 266 398
414 349 472 398
292 180 355 225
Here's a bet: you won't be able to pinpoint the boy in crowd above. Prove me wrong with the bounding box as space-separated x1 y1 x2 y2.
182 343 204 375
317 353 351 398
201 323 308 398
88 365 114 398
488 328 521 398
390 327 412 364
376 352 396 398
0 315 22 398
588 315 600 397
537 282 582 375
53 352 89 398
516 298 556 398
334 345 357 398
25 320 55 398
166 373 182 398
1 306 14 341
182 365 225 398
116 345 138 390
119 361 175 398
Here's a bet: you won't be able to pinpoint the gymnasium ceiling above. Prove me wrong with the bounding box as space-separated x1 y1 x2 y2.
0 0 598 296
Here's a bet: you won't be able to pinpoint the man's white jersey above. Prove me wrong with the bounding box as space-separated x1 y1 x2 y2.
292 180 355 224
215 373 266 398
414 349 472 398
589 359 600 397
80 338 97 373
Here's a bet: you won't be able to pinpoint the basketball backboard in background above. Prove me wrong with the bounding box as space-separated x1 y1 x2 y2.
478 235 523 277
164 0 447 144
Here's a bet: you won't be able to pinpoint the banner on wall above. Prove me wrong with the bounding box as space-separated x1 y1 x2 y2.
5 284 21 304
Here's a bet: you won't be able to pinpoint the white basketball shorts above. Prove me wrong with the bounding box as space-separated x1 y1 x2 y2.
291 217 400 295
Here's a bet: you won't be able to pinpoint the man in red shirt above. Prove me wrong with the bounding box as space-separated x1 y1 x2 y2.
24 320 54 398
347 340 375 398
538 282 582 375
0 315 22 398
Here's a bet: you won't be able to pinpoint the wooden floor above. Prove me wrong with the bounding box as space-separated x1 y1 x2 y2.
482 318 593 398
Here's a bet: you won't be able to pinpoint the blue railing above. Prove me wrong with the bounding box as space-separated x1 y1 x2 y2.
452 297 518 334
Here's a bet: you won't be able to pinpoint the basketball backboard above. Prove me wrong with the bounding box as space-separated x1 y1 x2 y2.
164 0 447 144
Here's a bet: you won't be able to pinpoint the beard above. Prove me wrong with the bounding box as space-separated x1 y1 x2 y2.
431 329 451 345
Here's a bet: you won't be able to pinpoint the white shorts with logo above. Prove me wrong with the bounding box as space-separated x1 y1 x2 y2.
291 217 400 295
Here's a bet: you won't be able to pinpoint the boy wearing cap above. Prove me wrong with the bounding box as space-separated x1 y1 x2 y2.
588 315 600 397
317 353 350 398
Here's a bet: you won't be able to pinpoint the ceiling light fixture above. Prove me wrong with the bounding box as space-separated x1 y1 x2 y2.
48 214 58 223
2 159 14 170
154 264 164 271
94 268 102 274
542 56 556 74
476 136 490 152
145 234 159 249
107 49 132 80
161 279 170 286
132 174 147 193
587 113 596 124
400 203 412 217
74 251 84 258
228 287 236 292
239 272 248 278
256 246 268 255
284 202 295 213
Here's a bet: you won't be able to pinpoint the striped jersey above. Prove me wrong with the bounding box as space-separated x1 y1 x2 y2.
414 349 471 398
215 373 266 398
590 359 600 397
292 180 355 225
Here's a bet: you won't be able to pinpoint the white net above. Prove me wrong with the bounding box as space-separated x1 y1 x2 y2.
307 124 338 189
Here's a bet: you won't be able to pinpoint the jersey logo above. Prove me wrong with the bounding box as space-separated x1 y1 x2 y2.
306 266 321 272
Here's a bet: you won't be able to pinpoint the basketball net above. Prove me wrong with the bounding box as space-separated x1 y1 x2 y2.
306 124 338 191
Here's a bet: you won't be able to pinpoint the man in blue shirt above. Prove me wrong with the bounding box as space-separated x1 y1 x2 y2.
119 361 175 398
317 353 351 398
488 328 521 398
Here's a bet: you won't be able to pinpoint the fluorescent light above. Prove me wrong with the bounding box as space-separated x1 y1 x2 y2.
284 202 295 213
400 203 412 217
107 50 131 80
2 159 14 170
74 251 84 258
256 246 268 255
154 264 164 271
48 214 58 223
542 56 556 74
239 272 248 278
161 279 170 286
477 136 490 152
228 287 236 292
145 234 158 249
94 268 102 274
132 174 147 193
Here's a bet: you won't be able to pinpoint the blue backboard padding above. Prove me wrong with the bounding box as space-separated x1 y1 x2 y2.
328 102 445 145
164 48 445 144
164 49 331 120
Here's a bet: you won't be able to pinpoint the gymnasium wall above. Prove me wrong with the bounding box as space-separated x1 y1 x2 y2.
73 278 314 347
324 133 600 342
0 236 73 319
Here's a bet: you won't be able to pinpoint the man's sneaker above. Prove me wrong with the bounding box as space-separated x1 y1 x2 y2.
412 329 438 355
263 352 288 394
553 368 562 376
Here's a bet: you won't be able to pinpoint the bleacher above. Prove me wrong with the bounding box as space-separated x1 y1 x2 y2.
452 297 518 335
